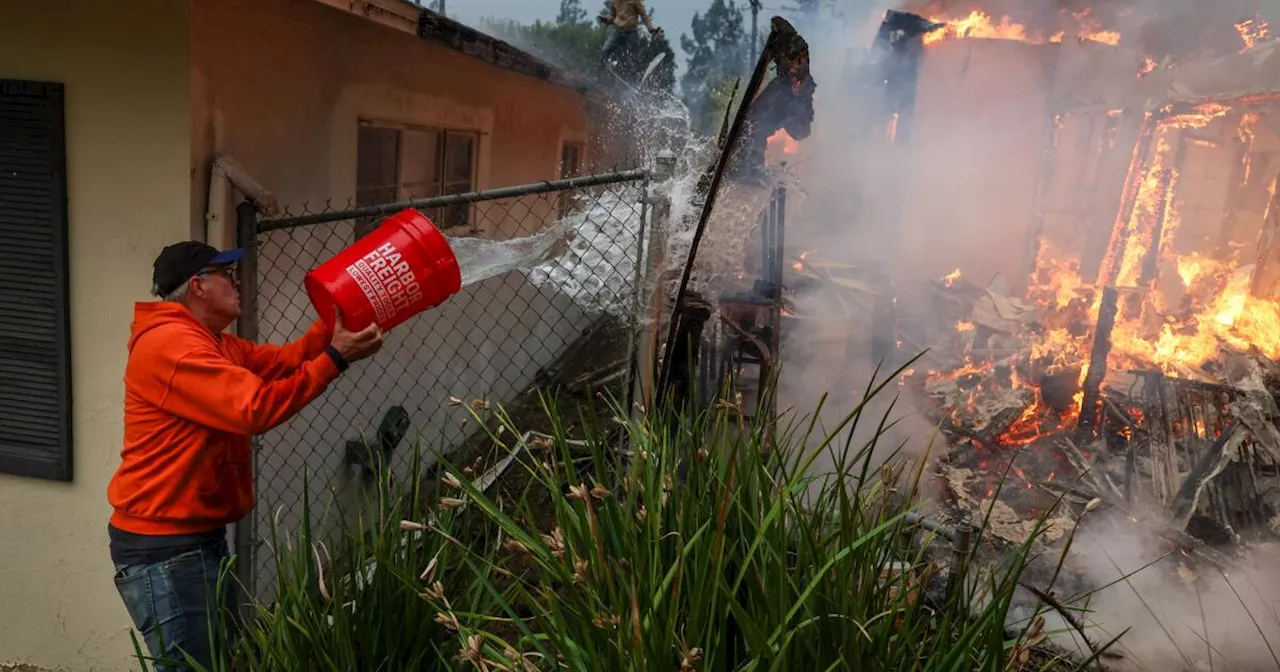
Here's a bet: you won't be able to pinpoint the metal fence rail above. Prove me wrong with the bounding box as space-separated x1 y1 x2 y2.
235 169 651 600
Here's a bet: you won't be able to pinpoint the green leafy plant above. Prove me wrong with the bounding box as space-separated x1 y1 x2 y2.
174 445 503 671
439 363 1122 671
132 363 1135 670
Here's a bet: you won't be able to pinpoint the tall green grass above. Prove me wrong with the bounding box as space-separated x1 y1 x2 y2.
127 447 505 671
131 368 1122 670
437 370 1117 671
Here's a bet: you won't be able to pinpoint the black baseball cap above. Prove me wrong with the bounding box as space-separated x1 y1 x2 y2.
152 241 245 297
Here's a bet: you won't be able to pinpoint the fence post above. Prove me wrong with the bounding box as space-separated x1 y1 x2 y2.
233 200 259 612
631 151 676 420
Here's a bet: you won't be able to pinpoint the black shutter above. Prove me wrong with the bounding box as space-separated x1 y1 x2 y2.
0 79 72 482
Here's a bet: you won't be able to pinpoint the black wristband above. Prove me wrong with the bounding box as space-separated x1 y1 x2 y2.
326 345 349 373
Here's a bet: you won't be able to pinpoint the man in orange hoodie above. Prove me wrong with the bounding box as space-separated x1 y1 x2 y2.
107 241 383 670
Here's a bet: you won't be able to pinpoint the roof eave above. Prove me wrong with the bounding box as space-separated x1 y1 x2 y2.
306 0 595 94
416 9 594 94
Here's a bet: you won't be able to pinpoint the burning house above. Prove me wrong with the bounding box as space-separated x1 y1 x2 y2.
766 2 1280 565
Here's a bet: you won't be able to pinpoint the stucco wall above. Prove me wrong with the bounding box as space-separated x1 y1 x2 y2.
190 0 609 598
0 1 191 671
191 0 592 240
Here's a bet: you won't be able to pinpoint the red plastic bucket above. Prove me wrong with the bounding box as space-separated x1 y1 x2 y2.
304 208 462 333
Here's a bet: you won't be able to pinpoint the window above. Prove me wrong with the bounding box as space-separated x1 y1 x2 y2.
558 143 584 217
561 143 583 179
356 122 477 235
0 79 73 482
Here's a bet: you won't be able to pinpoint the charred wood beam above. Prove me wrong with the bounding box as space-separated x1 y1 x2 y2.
1131 133 1188 319
1250 170 1280 300
1097 115 1157 288
1169 420 1248 529
947 388 1036 445
1075 286 1120 444
1121 166 1177 320
1156 92 1280 120
1056 435 1123 501
1081 111 1140 282
869 11 942 149
1104 397 1145 503
1137 168 1176 288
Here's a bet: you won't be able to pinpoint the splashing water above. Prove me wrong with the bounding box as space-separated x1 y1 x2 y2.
443 91 715 318
451 223 573 288
445 186 650 318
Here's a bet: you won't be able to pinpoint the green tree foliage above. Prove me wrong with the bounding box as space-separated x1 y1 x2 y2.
483 15 677 94
680 0 748 134
556 0 588 26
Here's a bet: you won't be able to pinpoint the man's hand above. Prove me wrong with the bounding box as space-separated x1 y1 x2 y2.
649 26 663 37
331 309 384 363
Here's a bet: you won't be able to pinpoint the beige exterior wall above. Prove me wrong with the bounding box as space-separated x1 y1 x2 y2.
191 0 592 243
0 1 191 671
190 0 617 599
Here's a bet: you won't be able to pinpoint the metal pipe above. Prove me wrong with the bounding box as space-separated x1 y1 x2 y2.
257 169 650 232
904 512 966 542
948 513 974 601
632 152 676 419
624 172 652 420
233 202 261 610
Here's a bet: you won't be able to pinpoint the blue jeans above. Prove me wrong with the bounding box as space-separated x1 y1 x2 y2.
601 27 639 61
113 538 232 671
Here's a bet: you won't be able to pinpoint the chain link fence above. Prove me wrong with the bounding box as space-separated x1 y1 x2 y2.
235 169 651 599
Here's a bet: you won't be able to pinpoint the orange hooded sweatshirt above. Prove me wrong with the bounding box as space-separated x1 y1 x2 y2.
108 302 340 536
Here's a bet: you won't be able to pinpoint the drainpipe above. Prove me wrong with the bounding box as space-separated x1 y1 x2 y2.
208 155 277 611
631 150 676 420
205 154 279 250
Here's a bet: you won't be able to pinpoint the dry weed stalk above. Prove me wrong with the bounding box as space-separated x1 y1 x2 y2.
541 527 566 559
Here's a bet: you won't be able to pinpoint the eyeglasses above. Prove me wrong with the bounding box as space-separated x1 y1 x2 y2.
197 265 240 289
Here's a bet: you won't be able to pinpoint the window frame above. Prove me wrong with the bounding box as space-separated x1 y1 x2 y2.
558 142 585 217
0 78 74 482
355 120 479 235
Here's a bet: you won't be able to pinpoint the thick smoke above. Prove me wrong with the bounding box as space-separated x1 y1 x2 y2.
470 5 1280 665
760 1 1280 668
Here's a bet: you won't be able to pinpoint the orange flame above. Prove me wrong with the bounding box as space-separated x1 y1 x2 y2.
1138 55 1158 78
767 129 800 155
1236 17 1272 50
1025 101 1280 379
924 9 1120 47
